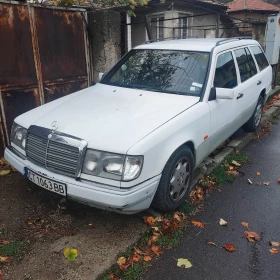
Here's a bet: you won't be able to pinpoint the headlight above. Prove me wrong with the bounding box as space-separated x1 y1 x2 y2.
82 149 143 181
11 123 27 152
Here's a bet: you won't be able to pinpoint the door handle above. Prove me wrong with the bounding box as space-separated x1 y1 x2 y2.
257 80 262 85
237 93 243 100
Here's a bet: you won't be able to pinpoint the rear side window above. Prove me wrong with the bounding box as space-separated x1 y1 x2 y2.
214 51 237 89
245 48 257 76
250 46 269 71
234 48 254 83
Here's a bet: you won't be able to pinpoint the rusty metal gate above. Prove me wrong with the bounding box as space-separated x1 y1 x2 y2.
0 1 91 156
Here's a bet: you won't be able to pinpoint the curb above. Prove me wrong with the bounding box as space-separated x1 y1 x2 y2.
191 86 280 185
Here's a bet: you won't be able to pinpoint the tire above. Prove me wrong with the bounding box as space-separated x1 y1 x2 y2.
152 146 194 211
243 95 264 132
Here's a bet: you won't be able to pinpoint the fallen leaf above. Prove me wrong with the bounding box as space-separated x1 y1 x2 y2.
132 253 141 262
244 231 260 242
263 182 269 186
222 244 236 252
190 220 205 228
241 222 249 228
134 247 145 255
0 170 10 176
225 171 239 176
247 179 253 185
232 160 241 167
206 241 217 247
235 149 240 153
109 273 120 280
218 188 222 192
177 258 192 268
0 256 11 263
270 248 279 254
143 255 152 262
173 213 182 222
269 241 280 247
116 256 126 266
219 218 228 226
148 235 159 246
256 172 261 176
278 178 280 183
151 246 162 256
0 240 10 245
143 216 156 226
64 248 78 261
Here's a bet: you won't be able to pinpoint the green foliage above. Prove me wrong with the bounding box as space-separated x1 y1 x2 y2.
0 240 30 259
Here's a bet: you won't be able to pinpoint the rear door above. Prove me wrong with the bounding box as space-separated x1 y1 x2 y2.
249 45 272 99
232 47 259 123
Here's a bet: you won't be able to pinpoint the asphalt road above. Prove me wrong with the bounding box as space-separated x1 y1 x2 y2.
144 122 280 280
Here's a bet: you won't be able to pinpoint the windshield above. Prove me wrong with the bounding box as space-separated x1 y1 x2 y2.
101 49 210 96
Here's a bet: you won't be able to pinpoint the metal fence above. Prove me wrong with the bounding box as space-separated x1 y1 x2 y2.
0 0 91 156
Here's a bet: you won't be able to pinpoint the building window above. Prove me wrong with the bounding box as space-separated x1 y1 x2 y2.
150 15 164 40
179 15 188 37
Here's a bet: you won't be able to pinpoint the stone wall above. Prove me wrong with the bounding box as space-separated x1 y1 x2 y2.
87 10 121 83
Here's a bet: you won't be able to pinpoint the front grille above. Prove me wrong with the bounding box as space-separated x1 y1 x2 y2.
26 126 87 178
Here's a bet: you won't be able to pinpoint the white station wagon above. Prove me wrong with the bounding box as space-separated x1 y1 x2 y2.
5 37 272 213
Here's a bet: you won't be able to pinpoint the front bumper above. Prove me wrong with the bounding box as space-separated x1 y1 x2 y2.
4 147 160 214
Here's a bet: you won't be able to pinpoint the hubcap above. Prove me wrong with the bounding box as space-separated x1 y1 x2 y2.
254 102 263 127
169 157 191 202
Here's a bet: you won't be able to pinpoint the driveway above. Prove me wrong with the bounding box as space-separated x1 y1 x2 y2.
0 172 146 280
143 122 280 279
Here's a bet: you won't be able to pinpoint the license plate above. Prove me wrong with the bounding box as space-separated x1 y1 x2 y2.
25 168 67 196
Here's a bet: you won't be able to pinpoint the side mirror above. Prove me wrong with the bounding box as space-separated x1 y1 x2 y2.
215 87 234 100
98 72 105 81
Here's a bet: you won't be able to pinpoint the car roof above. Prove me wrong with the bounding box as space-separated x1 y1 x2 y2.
135 38 259 52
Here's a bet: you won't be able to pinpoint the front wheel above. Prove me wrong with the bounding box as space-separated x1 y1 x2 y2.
152 146 194 211
243 95 264 132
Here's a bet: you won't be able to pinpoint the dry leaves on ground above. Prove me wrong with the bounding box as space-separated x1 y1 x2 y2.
219 218 228 226
225 171 239 176
247 179 253 185
269 248 279 254
177 258 192 268
0 240 10 245
222 244 236 252
256 172 261 176
143 216 156 226
0 256 11 263
0 169 10 176
263 182 270 186
241 222 249 228
269 241 280 247
244 231 260 242
231 160 241 167
190 220 205 228
206 241 217 247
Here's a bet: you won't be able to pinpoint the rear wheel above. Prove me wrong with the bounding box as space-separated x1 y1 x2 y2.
243 95 264 132
152 146 194 211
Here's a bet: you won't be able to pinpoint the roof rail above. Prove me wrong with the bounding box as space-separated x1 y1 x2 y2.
216 36 252 46
144 36 198 44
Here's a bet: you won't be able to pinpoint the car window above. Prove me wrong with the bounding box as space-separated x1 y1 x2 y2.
250 46 269 71
101 49 210 97
234 48 254 83
245 48 257 76
214 51 237 89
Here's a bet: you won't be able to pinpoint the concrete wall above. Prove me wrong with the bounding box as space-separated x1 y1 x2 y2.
88 10 121 83
252 22 266 48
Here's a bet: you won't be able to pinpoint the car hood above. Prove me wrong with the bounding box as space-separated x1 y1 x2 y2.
19 83 199 154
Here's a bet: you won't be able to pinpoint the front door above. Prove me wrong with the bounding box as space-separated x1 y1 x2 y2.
208 50 243 152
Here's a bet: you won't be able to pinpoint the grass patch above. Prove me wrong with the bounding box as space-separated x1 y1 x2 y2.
0 240 30 260
212 151 249 184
